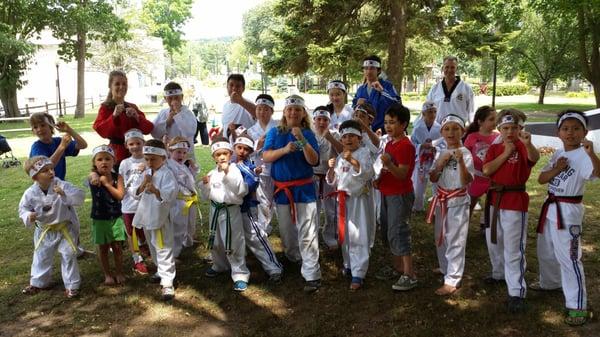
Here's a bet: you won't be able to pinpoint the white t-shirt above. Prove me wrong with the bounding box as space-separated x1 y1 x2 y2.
151 106 197 160
433 147 474 207
247 120 278 177
329 105 353 131
542 147 596 224
222 100 255 135
119 156 146 213
426 78 474 124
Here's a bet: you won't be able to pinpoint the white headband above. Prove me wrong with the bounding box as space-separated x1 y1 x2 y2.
234 137 254 151
92 145 115 158
327 81 346 92
29 158 53 177
441 115 465 129
354 107 373 118
255 98 274 108
422 100 437 112
363 60 381 68
558 112 587 129
340 127 362 137
284 97 305 108
497 114 524 127
168 142 189 151
143 146 167 157
124 129 144 142
164 89 183 97
313 109 331 120
211 141 233 154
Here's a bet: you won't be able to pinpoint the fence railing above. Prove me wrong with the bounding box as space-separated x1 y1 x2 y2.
0 96 98 121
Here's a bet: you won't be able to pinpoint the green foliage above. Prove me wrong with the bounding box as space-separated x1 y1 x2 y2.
141 0 194 55
48 0 129 62
494 83 530 96
247 79 263 91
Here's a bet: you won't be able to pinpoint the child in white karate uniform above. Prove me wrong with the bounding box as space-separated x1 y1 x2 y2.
233 135 284 283
535 110 599 326
200 136 251 292
247 94 278 235
167 137 199 258
132 139 178 300
326 120 374 290
312 107 338 249
411 101 441 211
19 156 84 298
427 115 473 296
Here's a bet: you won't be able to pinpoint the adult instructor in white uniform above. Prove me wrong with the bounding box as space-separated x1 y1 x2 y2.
426 56 474 124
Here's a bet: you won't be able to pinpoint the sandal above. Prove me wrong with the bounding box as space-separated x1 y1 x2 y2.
350 277 363 291
565 309 592 326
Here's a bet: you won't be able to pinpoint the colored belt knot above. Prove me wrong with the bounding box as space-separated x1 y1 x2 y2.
209 201 233 254
35 221 77 252
177 192 198 216
537 193 583 234
273 177 314 224
426 187 467 246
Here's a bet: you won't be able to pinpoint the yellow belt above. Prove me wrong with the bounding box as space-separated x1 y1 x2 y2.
132 226 163 251
177 192 198 216
35 221 77 252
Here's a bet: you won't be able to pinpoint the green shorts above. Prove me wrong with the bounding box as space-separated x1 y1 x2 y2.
92 218 126 245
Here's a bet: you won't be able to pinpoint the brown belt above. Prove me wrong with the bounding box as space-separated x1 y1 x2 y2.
484 183 526 244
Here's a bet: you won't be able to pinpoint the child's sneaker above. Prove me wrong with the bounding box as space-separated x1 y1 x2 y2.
133 262 148 275
303 280 321 293
233 281 248 292
392 275 418 291
507 296 526 313
205 267 220 278
22 285 45 295
565 309 592 326
161 286 175 301
268 273 283 284
149 273 161 284
350 277 363 291
65 288 79 298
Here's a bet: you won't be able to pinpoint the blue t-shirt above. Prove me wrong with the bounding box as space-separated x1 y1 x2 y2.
237 160 259 212
264 127 319 204
30 137 79 180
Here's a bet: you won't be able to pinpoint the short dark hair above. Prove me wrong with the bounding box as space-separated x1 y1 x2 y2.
211 135 229 144
145 139 166 150
363 55 382 67
557 109 588 127
385 103 411 125
339 119 362 133
163 81 182 91
227 74 245 87
256 93 274 105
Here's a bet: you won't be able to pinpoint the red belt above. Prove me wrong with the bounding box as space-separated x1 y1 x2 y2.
327 190 347 245
273 177 315 225
427 186 467 246
537 193 583 233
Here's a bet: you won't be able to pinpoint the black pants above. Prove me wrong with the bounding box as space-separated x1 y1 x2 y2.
195 121 209 145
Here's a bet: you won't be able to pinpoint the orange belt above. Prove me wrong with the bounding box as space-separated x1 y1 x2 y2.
273 177 315 224
427 186 468 246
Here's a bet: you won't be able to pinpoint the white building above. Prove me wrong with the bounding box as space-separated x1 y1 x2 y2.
18 30 166 115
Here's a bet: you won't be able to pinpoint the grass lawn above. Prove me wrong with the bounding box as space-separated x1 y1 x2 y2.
1 146 599 337
0 104 161 138
494 103 597 123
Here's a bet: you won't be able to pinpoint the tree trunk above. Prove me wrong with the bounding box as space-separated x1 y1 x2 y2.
538 81 547 105
387 0 408 92
592 78 600 108
0 85 20 118
75 30 86 118
576 6 600 107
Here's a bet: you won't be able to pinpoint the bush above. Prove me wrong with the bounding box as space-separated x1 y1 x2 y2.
304 89 324 94
494 83 530 96
421 82 480 96
565 91 593 98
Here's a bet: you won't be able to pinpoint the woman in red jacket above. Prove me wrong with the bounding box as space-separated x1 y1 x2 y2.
93 70 154 165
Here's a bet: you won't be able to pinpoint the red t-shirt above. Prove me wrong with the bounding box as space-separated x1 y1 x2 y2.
93 103 154 164
484 140 536 211
379 136 415 196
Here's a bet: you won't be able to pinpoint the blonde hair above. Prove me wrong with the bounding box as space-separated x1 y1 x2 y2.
29 112 55 134
102 69 128 108
24 156 49 176
168 136 190 149
278 95 312 132
497 108 527 126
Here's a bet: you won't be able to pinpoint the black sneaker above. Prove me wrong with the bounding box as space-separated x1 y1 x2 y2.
507 296 526 313
303 280 321 293
484 276 505 285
